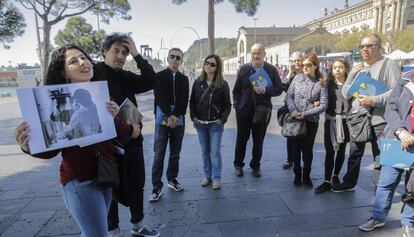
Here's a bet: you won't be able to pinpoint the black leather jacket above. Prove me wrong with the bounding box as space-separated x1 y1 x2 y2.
189 78 231 123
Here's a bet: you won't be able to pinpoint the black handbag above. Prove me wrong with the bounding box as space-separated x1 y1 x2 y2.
346 111 372 143
253 104 272 124
95 152 120 187
281 116 307 137
277 104 290 126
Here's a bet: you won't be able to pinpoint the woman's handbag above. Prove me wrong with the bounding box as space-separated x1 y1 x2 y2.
95 152 120 187
277 104 290 126
346 111 372 143
253 104 272 124
281 116 307 137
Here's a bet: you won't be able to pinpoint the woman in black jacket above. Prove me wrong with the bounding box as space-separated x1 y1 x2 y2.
190 54 231 190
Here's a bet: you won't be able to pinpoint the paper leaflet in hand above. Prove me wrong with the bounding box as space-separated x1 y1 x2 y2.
380 138 414 169
347 72 388 98
118 98 143 125
155 105 184 126
249 67 272 88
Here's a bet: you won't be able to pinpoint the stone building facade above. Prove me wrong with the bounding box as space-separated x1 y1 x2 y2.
304 0 414 34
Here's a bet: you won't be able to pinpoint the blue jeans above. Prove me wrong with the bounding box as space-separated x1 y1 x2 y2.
152 124 185 189
372 165 414 226
195 123 224 181
61 180 112 237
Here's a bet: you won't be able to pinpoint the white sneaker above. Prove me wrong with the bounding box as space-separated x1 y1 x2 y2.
200 178 211 186
108 227 123 237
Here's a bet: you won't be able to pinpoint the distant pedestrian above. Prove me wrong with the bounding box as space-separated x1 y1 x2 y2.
190 54 231 190
286 53 328 187
233 43 283 178
315 58 351 193
149 48 189 202
15 45 131 237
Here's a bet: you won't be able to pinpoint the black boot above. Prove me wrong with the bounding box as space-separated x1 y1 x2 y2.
302 168 313 187
293 168 301 187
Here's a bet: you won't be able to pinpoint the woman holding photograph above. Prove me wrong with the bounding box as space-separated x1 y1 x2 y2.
15 45 138 237
190 54 231 190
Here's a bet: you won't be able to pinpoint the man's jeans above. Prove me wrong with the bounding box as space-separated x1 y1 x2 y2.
61 180 112 237
195 123 224 181
372 165 414 226
343 123 386 187
152 124 185 189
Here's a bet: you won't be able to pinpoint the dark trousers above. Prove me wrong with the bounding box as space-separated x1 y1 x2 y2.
286 137 294 163
343 123 386 187
152 125 185 189
234 110 270 169
292 121 319 172
108 144 145 230
323 119 347 181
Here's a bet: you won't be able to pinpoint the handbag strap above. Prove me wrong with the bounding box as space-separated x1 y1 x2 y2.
197 82 214 112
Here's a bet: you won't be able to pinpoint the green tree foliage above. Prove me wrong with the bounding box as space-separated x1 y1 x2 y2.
54 16 105 59
172 0 259 54
397 25 414 52
0 1 26 49
184 38 236 69
18 0 131 78
334 26 373 52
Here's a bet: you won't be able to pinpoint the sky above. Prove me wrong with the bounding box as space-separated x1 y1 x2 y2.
0 0 363 67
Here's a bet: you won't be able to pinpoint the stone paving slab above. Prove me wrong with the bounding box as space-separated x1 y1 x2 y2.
0 75 408 236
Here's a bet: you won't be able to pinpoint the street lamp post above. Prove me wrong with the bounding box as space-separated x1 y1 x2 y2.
171 26 203 69
253 18 258 44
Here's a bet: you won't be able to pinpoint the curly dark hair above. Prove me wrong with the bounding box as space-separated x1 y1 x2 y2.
44 45 93 85
101 32 130 58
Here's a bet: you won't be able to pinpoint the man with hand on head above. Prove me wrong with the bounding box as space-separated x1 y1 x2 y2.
93 32 160 237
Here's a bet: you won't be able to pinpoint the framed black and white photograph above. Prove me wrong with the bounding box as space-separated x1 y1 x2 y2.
17 81 116 154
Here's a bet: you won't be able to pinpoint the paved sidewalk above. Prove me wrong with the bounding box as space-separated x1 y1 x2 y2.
0 75 407 236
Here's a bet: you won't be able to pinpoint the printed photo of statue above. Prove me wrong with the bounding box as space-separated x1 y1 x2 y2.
63 88 102 139
34 86 102 147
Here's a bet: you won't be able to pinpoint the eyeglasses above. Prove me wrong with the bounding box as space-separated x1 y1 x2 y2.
169 54 182 60
204 61 217 67
302 63 314 67
359 44 378 50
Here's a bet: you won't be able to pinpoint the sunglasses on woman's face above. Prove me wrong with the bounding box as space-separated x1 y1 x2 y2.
169 54 182 60
302 63 314 67
204 61 217 68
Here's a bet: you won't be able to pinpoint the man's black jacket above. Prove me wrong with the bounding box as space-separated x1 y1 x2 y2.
232 61 283 116
92 54 156 144
154 68 189 118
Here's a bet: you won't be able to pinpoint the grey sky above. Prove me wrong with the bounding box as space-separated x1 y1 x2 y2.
0 0 363 67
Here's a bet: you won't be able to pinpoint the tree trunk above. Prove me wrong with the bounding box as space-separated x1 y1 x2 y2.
42 23 51 81
207 0 214 54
